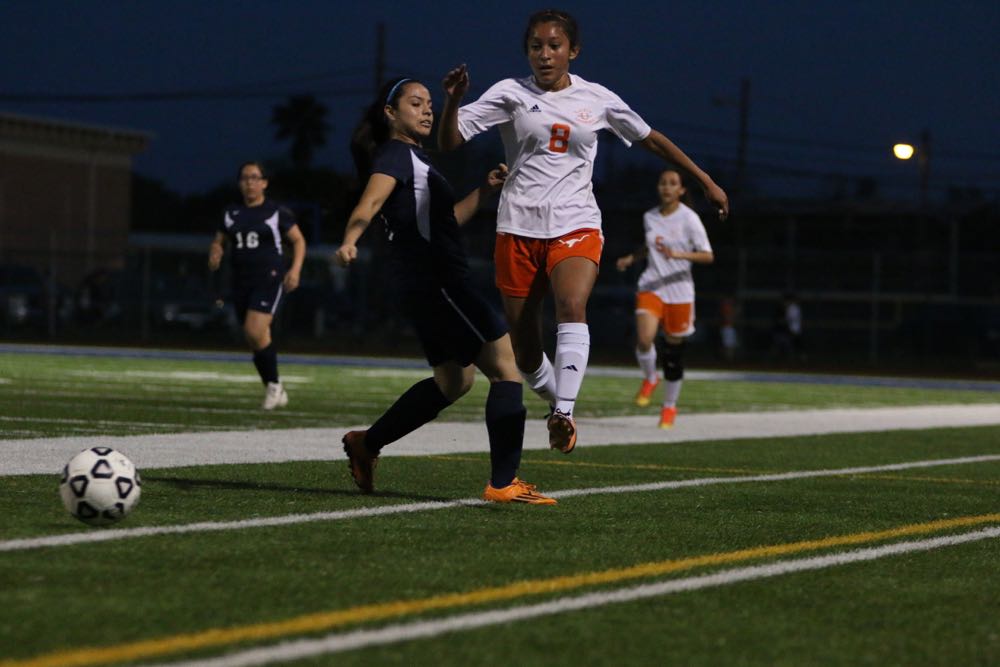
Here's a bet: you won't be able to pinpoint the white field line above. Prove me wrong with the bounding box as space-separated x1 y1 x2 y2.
5 403 1000 476
3 453 998 554
6 387 389 410
153 526 1000 667
0 415 206 430
12 386 264 401
65 370 312 384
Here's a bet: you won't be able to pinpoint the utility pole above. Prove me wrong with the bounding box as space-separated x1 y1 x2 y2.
736 77 750 195
918 128 931 206
374 21 386 95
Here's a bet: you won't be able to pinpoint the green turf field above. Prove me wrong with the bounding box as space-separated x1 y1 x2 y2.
1 349 999 666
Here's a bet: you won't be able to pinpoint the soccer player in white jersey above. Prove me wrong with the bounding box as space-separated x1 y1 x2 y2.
439 9 728 453
616 170 713 428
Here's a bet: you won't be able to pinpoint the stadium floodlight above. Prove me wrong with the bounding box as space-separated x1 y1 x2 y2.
893 143 915 160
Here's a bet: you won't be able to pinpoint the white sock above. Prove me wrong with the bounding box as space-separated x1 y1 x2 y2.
635 346 658 382
663 379 683 408
554 322 590 415
522 353 557 407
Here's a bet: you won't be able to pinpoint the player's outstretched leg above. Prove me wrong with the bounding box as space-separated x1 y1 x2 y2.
342 377 453 492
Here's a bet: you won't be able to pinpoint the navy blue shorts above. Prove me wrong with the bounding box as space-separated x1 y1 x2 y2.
400 283 507 367
232 270 284 324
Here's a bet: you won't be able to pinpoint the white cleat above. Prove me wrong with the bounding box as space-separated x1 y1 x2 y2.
262 382 288 410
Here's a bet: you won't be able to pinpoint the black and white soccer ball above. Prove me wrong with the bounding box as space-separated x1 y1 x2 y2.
59 447 142 526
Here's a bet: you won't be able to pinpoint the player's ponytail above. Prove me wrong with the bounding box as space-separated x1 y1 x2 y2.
350 77 419 177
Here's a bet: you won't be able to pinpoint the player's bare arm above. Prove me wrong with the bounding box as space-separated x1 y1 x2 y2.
208 231 226 270
438 64 469 151
617 244 649 271
454 163 508 226
283 225 306 291
335 173 396 267
639 129 730 220
662 246 714 263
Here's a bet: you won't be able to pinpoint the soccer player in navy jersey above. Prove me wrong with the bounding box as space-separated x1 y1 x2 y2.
334 77 555 504
208 161 306 410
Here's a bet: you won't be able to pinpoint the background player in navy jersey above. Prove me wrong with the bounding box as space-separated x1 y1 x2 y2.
208 161 306 410
334 76 555 504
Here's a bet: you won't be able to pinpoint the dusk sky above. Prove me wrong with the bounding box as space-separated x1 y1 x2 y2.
1 0 997 201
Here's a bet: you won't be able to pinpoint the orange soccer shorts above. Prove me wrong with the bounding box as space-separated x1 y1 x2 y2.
494 228 603 297
636 292 694 337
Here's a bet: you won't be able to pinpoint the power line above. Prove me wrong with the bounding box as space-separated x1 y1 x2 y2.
0 66 372 103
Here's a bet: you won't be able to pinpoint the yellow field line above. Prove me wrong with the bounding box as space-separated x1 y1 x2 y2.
6 512 1000 667
426 455 766 475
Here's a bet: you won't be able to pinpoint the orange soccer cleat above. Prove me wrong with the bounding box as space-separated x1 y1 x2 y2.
634 378 660 407
483 478 557 505
659 406 677 429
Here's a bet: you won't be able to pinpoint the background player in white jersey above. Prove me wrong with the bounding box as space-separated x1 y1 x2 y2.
439 9 728 454
616 169 713 428
208 161 306 410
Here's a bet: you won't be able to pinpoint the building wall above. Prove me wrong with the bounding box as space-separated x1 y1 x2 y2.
0 114 147 287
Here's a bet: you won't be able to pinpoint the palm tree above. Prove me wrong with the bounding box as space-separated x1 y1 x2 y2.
271 94 330 169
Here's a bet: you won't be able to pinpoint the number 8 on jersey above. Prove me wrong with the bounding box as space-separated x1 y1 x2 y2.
549 123 571 153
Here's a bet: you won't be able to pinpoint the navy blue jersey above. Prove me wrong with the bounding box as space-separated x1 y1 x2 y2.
219 200 298 283
372 140 468 289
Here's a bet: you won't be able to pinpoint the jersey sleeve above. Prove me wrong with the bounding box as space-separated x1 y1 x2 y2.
220 209 233 235
277 205 298 235
603 90 652 147
688 214 713 253
457 79 515 141
371 142 412 183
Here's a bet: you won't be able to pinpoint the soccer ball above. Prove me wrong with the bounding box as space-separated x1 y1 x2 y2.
59 447 142 526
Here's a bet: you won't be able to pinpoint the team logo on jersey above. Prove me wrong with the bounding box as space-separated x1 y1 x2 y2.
575 109 596 124
558 234 590 249
529 104 542 112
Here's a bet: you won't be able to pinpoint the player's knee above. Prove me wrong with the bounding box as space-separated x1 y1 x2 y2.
662 341 685 381
436 371 474 402
553 294 588 322
244 328 268 350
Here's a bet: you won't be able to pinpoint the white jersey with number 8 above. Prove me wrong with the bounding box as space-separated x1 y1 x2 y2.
457 74 651 239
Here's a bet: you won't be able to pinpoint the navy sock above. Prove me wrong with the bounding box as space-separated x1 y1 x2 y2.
252 344 279 385
366 377 452 455
485 381 526 488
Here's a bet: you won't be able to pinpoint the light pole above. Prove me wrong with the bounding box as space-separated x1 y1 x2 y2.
892 129 931 205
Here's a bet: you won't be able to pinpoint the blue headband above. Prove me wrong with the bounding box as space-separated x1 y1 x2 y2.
385 78 411 106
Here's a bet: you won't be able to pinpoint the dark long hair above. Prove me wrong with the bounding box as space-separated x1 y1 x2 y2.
350 77 421 177
523 9 580 53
